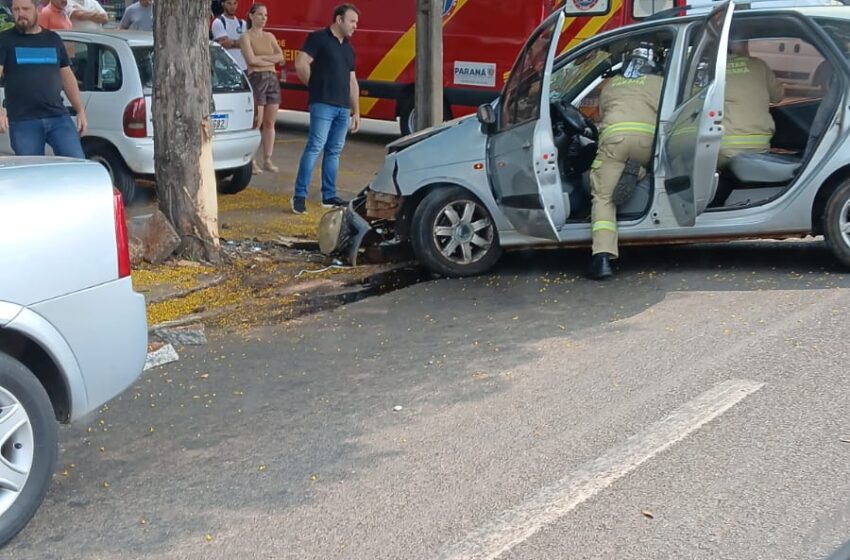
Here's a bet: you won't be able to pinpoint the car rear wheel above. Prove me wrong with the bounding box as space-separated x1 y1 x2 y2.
823 179 850 268
0 353 57 547
217 162 253 195
411 187 502 277
83 141 137 203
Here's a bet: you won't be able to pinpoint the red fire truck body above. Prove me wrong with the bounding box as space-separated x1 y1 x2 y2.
257 0 672 132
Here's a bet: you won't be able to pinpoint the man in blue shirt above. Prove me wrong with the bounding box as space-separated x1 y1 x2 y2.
0 0 87 157
291 3 361 214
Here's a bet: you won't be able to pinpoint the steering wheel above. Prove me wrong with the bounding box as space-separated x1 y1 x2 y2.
554 98 598 142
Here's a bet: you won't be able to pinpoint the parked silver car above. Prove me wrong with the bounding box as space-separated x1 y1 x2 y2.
0 157 147 545
322 1 850 277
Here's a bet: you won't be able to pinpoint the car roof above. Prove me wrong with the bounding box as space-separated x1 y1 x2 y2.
580 3 850 47
58 28 154 46
58 29 226 49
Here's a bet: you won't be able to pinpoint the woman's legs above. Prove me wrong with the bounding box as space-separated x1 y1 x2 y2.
261 102 279 172
252 104 265 174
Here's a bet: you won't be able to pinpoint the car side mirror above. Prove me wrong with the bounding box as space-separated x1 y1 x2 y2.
477 103 496 133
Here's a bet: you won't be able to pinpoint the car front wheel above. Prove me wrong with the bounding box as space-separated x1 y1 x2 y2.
0 353 57 547
823 180 850 269
411 187 502 277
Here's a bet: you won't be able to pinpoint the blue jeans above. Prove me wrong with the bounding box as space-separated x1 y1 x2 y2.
294 103 350 200
9 115 85 158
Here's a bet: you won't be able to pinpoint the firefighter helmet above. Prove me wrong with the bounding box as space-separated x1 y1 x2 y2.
623 43 658 79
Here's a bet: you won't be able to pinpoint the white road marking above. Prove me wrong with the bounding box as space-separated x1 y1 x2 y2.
437 379 765 560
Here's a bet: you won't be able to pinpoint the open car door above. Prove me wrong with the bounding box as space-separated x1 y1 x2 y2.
663 1 735 226
487 10 566 240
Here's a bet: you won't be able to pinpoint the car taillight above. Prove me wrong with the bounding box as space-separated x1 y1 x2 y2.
123 97 147 138
113 188 131 278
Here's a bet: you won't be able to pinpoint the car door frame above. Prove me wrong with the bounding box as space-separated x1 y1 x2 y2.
660 1 736 226
485 9 567 241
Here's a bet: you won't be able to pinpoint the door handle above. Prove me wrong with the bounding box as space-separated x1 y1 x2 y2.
522 142 532 150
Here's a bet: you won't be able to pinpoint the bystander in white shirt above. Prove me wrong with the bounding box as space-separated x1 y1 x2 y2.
66 0 108 31
210 13 247 70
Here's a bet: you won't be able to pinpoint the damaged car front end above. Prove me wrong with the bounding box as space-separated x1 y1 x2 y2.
318 114 491 266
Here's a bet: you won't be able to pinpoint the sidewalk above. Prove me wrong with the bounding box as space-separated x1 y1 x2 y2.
131 113 408 332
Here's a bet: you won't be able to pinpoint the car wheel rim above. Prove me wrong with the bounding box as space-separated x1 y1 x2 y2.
432 199 494 266
0 386 34 517
841 196 850 248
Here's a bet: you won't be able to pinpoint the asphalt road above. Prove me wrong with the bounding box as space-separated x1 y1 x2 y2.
7 240 850 559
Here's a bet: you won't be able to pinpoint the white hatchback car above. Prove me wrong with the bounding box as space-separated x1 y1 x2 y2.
0 30 260 201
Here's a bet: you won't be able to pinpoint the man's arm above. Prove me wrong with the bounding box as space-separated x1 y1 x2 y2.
70 9 108 23
118 9 132 29
295 51 312 86
349 71 360 133
60 66 87 134
211 19 238 49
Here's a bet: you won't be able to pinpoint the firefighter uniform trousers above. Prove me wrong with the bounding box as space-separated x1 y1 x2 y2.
589 73 662 257
590 132 653 257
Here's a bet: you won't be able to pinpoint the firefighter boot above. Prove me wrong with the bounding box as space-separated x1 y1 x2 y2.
611 159 641 206
588 252 614 280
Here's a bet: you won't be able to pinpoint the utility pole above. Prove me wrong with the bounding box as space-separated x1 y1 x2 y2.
415 0 443 132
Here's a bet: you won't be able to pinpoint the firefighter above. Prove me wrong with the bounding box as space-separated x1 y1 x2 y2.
588 43 663 280
718 39 784 169
709 38 784 207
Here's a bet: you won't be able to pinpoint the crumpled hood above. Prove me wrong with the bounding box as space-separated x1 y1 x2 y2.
387 115 475 152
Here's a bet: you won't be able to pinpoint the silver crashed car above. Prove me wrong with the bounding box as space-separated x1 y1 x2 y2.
321 1 850 277
0 158 147 545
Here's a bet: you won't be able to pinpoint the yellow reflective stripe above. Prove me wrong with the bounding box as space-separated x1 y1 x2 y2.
592 220 618 233
721 134 771 148
591 159 602 169
560 0 624 54
359 0 471 116
599 122 655 142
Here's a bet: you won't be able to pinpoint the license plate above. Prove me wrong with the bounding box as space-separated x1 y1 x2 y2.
211 113 229 131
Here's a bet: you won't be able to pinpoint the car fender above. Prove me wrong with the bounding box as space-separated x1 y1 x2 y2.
397 165 514 233
0 301 22 327
2 304 88 421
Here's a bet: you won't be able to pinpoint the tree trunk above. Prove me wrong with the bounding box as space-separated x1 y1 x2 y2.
153 0 220 263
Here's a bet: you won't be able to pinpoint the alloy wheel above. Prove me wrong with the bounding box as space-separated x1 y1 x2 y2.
432 199 495 265
0 386 34 518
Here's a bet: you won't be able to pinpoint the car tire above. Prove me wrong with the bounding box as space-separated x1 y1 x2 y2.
217 162 253 195
0 353 58 548
83 141 137 203
411 187 502 278
823 180 850 268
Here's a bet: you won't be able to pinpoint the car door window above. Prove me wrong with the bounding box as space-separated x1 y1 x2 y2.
66 41 90 90
746 37 825 98
500 23 557 130
96 47 122 92
550 29 675 126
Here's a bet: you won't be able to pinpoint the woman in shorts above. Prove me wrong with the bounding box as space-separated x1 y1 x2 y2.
241 3 284 174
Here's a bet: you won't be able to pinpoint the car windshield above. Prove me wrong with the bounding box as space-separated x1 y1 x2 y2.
132 45 250 95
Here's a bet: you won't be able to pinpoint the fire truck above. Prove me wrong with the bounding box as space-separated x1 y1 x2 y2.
262 0 676 134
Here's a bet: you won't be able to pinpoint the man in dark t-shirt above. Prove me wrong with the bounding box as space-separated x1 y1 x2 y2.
291 3 361 214
0 0 87 157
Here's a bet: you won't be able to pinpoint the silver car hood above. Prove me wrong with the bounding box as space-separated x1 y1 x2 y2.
387 115 476 151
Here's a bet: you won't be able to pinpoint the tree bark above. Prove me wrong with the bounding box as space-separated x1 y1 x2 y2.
153 0 220 263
